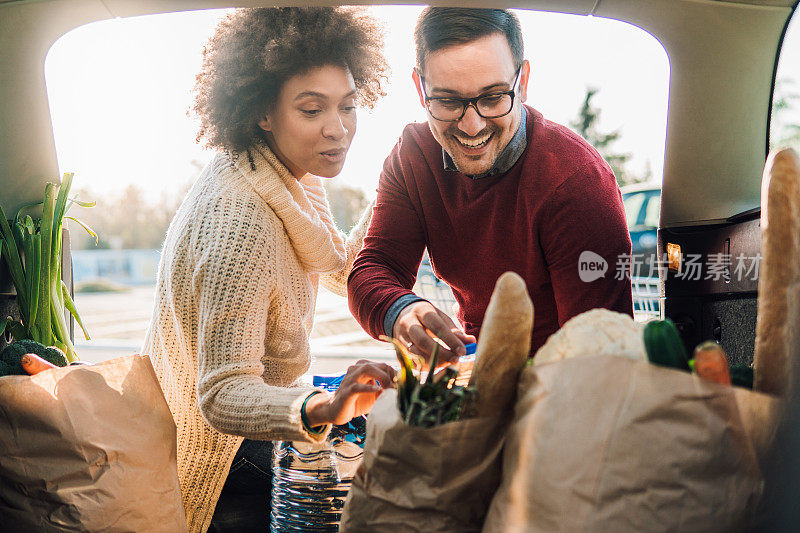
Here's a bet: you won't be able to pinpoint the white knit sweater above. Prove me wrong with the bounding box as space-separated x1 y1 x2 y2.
142 143 370 533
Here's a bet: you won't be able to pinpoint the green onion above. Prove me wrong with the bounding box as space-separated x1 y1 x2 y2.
0 173 95 362
0 210 29 322
61 280 90 341
64 216 97 246
381 336 475 428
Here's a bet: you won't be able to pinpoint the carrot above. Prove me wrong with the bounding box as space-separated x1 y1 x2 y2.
692 341 731 386
20 353 58 375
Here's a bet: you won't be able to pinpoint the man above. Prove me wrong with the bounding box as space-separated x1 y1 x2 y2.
348 7 633 362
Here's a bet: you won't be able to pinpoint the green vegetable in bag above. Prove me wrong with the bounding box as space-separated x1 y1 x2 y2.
381 335 474 428
644 319 690 371
0 173 96 363
0 339 67 376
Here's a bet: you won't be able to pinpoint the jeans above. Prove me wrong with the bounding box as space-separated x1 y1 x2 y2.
209 439 274 533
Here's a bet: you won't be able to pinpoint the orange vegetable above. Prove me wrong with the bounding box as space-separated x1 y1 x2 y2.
20 353 58 375
692 341 731 386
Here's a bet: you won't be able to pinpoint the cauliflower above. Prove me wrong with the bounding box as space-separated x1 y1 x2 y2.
533 309 646 366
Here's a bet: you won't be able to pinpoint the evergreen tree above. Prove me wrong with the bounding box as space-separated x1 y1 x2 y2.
771 78 800 151
570 87 648 187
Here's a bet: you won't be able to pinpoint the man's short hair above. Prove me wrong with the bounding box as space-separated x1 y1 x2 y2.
414 8 524 72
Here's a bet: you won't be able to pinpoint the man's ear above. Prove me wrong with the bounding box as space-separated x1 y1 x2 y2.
411 68 427 109
519 60 531 104
257 115 271 132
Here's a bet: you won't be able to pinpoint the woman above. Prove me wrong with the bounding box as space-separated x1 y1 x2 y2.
142 8 393 532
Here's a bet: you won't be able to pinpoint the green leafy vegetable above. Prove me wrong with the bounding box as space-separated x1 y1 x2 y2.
0 173 95 363
381 336 475 428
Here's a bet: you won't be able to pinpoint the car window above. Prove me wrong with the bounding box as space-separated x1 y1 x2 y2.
43 7 669 364
623 192 647 228
643 191 661 228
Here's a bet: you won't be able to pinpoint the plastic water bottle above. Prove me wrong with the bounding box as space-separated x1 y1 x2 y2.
270 375 366 532
455 342 478 386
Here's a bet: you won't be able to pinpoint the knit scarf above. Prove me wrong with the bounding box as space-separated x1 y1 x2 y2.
235 143 348 273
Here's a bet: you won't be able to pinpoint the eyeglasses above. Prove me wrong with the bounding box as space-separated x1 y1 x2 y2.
419 68 521 122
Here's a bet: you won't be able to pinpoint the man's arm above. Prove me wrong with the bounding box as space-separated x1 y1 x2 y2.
347 137 472 362
539 161 634 326
348 138 428 337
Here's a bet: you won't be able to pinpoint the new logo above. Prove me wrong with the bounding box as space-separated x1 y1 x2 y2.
578 251 608 282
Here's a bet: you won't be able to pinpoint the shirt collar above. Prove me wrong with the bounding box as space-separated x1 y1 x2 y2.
442 114 527 179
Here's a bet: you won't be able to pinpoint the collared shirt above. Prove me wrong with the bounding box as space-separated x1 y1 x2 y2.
442 114 527 179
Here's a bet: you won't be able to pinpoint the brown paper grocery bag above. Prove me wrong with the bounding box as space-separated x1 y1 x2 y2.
0 354 187 532
340 389 505 533
484 355 781 533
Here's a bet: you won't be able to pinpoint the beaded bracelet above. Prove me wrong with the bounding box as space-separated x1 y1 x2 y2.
300 391 327 435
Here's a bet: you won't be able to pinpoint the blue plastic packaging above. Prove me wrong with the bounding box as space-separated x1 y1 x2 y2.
312 372 345 393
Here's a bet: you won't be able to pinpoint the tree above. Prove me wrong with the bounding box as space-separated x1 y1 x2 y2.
69 180 192 250
68 163 368 250
570 87 649 187
324 180 369 233
771 78 800 151
67 159 203 250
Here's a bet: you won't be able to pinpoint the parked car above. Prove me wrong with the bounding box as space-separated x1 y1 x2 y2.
621 182 661 275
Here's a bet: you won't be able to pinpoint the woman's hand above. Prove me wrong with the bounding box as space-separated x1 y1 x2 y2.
305 360 396 427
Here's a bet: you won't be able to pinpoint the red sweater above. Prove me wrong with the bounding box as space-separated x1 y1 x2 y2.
348 106 633 355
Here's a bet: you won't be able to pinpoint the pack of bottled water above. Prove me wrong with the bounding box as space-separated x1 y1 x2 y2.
270 374 367 532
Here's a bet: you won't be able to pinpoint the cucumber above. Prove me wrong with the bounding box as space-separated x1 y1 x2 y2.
643 319 690 371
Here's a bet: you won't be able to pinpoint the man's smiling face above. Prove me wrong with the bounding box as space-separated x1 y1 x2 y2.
414 33 529 176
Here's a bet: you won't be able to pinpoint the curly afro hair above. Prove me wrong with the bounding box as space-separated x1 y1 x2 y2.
192 7 388 154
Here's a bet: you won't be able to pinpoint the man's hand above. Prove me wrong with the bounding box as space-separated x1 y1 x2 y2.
392 300 476 364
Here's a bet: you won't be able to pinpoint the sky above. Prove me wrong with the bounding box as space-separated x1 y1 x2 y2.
43 6 799 203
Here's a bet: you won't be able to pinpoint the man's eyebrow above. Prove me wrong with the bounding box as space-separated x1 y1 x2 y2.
294 89 357 101
428 82 510 96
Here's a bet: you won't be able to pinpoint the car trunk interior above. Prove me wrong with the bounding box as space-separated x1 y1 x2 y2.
1 0 798 359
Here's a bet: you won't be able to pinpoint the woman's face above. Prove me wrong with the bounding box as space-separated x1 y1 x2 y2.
259 65 357 179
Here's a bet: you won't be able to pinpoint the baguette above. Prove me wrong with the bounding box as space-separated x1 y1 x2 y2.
467 271 534 417
754 147 800 396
